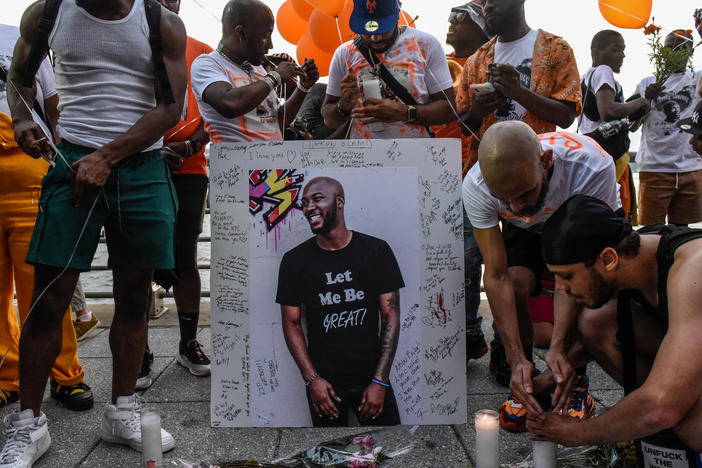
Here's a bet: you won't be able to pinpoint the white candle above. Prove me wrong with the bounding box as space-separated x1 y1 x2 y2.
533 440 557 468
475 409 499 468
141 410 162 468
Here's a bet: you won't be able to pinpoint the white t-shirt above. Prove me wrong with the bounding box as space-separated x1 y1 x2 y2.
635 71 702 173
0 24 55 122
579 65 623 134
463 131 621 232
327 27 452 139
492 28 538 123
191 50 282 142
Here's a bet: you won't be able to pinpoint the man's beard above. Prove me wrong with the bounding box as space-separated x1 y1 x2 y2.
514 173 549 217
310 202 337 235
586 268 617 309
364 26 399 54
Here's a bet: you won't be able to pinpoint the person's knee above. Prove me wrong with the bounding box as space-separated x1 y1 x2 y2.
578 308 614 348
509 268 535 305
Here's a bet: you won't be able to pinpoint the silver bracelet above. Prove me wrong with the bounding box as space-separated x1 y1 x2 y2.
296 82 310 93
267 70 282 87
261 75 275 92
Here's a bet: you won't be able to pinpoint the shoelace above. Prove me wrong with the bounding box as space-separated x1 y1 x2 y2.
0 426 33 462
111 395 146 436
188 341 206 361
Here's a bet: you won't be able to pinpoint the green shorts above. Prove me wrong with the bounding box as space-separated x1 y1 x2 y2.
27 141 178 271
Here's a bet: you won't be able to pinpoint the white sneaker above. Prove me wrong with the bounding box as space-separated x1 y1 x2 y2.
98 395 174 452
0 409 51 468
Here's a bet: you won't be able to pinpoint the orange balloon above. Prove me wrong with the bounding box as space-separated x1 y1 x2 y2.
309 8 353 53
306 0 346 18
291 0 314 20
276 1 308 45
296 32 334 77
399 10 417 28
598 0 652 29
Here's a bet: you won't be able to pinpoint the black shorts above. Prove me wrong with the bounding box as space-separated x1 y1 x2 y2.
172 174 208 237
502 222 544 296
307 382 401 427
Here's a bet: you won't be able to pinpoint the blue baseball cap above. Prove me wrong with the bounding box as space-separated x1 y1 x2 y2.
350 0 400 35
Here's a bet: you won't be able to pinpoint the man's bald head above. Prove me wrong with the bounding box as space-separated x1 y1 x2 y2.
303 177 345 199
478 121 543 190
222 0 270 34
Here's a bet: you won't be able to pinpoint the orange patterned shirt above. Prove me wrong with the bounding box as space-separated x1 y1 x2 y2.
456 29 582 173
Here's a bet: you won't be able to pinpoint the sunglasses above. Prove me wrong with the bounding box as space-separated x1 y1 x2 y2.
448 10 467 23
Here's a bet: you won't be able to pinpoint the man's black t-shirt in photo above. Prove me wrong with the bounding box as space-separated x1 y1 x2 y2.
276 231 405 387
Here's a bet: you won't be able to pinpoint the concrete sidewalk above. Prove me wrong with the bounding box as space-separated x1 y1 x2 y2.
18 303 622 468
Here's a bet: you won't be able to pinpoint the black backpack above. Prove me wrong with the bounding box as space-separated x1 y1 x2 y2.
580 71 629 161
22 0 174 104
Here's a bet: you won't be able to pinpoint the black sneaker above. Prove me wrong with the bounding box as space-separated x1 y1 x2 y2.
489 339 511 387
135 348 154 390
177 339 211 376
467 334 488 360
50 380 94 411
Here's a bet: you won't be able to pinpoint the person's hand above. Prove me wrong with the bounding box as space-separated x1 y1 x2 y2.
472 89 508 118
351 98 405 123
339 71 360 111
13 119 53 160
308 377 341 419
71 151 113 207
359 382 386 421
510 358 544 417
527 413 584 446
162 145 184 171
545 349 576 413
637 96 651 114
275 60 303 83
644 82 664 101
490 64 525 100
299 58 319 89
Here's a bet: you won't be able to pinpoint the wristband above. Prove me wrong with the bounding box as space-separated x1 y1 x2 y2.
371 378 389 388
261 75 276 92
297 82 310 93
304 372 319 387
267 70 282 87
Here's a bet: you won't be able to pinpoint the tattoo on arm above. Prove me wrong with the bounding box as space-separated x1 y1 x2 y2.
375 291 400 382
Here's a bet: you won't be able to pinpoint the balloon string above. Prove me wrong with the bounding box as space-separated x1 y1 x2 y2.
190 0 221 23
334 15 344 45
598 1 647 22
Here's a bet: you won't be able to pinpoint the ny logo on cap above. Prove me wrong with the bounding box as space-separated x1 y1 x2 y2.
366 0 377 14
693 110 700 125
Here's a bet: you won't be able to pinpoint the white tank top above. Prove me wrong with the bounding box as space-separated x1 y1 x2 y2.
50 0 162 150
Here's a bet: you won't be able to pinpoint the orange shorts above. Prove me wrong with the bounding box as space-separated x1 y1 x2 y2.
638 170 702 225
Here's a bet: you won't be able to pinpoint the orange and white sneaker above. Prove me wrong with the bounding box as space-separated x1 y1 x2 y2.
499 375 595 432
567 375 596 420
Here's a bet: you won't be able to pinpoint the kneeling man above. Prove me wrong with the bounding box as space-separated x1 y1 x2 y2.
530 195 702 460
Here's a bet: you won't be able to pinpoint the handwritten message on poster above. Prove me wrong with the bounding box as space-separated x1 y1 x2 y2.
210 139 466 426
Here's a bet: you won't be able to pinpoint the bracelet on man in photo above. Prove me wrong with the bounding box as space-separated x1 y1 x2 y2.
304 372 319 387
371 378 389 388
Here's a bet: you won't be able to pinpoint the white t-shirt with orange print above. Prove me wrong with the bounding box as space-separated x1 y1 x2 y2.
327 27 453 139
463 131 621 232
191 51 282 142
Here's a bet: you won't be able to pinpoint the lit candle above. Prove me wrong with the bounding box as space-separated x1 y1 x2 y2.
533 440 557 468
475 409 499 468
141 410 162 468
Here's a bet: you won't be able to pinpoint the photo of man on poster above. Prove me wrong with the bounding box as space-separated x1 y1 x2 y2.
276 177 404 427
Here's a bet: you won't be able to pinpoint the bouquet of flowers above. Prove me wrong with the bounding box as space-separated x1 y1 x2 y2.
644 21 696 86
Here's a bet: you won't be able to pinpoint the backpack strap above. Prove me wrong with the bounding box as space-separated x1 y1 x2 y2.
144 0 175 105
22 0 62 88
353 35 417 106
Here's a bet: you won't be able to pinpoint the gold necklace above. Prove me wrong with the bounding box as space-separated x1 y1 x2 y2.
216 47 252 74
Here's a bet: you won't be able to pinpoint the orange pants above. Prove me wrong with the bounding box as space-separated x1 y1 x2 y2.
0 118 84 391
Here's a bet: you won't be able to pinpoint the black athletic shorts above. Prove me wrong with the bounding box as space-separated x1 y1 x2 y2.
502 222 544 297
172 173 208 236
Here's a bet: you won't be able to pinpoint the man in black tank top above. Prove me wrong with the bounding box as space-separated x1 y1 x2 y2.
526 195 702 462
